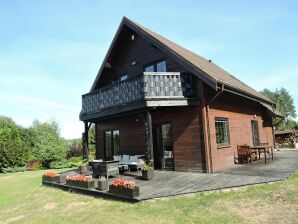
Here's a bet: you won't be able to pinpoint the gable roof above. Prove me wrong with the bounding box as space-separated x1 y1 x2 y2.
91 17 274 105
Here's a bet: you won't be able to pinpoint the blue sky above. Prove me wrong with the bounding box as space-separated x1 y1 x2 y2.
0 0 297 139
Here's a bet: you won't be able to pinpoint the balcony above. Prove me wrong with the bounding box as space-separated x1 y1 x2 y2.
80 72 199 121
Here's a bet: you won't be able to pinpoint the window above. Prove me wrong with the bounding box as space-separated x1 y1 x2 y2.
144 60 167 72
156 61 166 72
104 129 120 159
215 118 230 147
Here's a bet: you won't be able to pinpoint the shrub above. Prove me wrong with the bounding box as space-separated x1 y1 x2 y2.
26 159 41 171
1 166 27 173
67 157 84 167
0 116 30 169
50 159 71 169
67 145 83 158
30 120 68 168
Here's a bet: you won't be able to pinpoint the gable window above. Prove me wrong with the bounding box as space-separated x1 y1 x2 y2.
215 118 230 147
104 129 120 159
144 60 167 72
156 61 166 72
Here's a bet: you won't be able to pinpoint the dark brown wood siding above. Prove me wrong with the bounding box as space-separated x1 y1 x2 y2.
95 106 206 172
152 107 205 172
95 26 187 89
95 115 146 159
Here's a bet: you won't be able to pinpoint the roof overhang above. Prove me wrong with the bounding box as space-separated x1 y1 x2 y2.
259 102 283 118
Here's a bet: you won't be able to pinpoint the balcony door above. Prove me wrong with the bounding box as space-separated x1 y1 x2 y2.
153 123 174 170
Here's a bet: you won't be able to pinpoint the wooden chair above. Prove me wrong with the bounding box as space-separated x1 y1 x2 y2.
235 145 258 164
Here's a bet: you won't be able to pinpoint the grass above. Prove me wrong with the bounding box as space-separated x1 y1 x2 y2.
0 170 298 224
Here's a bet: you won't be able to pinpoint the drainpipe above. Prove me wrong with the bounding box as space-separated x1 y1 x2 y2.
202 83 224 173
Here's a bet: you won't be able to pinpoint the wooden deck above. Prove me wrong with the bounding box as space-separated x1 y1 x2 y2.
43 151 298 201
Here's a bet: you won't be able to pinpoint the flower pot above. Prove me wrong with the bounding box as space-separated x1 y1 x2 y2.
43 175 60 183
77 181 95 189
66 179 76 186
96 178 108 191
142 167 154 180
108 185 139 199
78 166 89 174
55 175 66 184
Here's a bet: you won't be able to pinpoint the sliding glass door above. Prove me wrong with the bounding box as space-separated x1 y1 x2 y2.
104 130 120 160
153 123 174 170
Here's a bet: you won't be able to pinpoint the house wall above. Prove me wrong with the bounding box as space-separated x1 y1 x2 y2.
94 106 206 172
95 115 146 159
205 88 274 171
151 107 205 172
95 26 187 89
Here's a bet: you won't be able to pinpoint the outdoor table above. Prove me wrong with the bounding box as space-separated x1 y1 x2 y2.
250 145 273 164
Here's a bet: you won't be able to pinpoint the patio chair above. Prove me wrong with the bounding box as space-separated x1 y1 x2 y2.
235 145 257 164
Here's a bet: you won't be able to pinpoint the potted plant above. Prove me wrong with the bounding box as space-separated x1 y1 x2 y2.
66 174 95 189
108 179 139 199
142 160 154 180
78 160 89 174
42 172 59 183
42 172 66 184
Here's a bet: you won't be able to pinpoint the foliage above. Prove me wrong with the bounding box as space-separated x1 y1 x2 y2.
26 159 41 171
50 160 72 169
67 156 84 167
88 124 96 154
67 139 83 158
261 88 297 130
1 166 27 173
0 116 31 169
142 159 153 171
30 120 68 168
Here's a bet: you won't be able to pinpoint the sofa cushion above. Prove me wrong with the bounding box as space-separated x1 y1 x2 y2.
129 155 138 163
119 155 130 165
113 155 120 161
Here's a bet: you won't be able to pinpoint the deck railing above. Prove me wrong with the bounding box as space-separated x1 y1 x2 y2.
81 72 195 115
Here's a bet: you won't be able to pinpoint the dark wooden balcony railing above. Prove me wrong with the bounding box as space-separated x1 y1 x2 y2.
81 72 195 118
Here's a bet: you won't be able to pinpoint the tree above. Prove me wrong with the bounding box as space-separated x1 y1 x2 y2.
88 124 96 159
261 88 297 130
0 116 30 169
30 120 68 168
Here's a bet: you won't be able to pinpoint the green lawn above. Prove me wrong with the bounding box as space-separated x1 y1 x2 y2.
0 170 298 224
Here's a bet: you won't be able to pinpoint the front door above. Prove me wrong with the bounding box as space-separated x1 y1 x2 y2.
251 121 260 146
153 123 174 170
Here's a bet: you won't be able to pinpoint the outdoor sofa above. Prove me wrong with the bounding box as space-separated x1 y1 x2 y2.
113 154 145 171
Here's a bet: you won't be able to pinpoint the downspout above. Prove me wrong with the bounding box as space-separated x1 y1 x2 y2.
202 83 224 173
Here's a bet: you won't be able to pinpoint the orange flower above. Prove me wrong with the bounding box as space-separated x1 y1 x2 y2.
66 174 93 182
44 172 58 177
112 179 136 189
